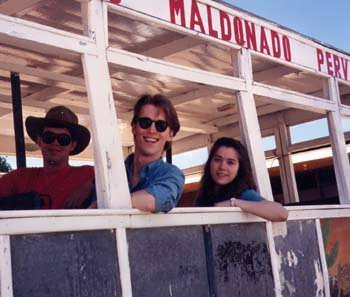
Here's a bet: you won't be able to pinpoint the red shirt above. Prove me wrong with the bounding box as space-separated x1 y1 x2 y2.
0 166 94 209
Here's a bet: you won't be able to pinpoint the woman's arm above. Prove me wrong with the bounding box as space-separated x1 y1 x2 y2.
214 199 288 222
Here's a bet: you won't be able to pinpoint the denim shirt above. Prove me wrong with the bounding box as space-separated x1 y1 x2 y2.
125 154 185 213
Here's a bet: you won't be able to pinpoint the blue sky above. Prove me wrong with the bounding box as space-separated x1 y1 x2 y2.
224 0 350 53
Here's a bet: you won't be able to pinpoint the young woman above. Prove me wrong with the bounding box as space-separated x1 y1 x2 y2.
195 137 288 221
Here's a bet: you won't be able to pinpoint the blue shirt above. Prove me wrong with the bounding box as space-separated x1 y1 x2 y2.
125 154 185 213
240 189 264 201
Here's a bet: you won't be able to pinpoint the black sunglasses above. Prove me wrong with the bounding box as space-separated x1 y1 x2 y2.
41 131 72 146
136 117 168 133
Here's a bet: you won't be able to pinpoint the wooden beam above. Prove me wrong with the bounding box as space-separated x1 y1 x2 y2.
82 0 131 209
253 82 336 113
326 77 350 204
254 65 298 83
23 87 69 102
237 48 274 200
0 13 96 55
0 60 85 91
107 48 246 92
0 235 13 297
170 87 219 106
0 0 43 16
180 118 218 134
142 36 203 59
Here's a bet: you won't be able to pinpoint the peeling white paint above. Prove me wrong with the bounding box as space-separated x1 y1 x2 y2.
314 260 325 297
287 250 298 267
299 221 304 233
168 283 173 296
272 222 288 238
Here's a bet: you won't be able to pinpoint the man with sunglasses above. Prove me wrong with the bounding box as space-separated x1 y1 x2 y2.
126 94 184 212
0 106 94 209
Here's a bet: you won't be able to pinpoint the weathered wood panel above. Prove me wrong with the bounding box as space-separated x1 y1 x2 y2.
210 223 274 297
11 230 121 297
127 226 210 297
274 220 326 297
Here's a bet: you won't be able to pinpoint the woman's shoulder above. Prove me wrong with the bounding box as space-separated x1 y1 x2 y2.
239 188 264 201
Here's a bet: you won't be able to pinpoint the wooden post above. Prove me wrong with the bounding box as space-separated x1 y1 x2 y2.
10 72 26 169
327 78 350 204
0 235 13 297
81 0 131 208
236 48 273 199
275 113 299 203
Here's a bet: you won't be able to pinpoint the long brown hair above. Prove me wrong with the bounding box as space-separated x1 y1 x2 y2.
195 137 256 206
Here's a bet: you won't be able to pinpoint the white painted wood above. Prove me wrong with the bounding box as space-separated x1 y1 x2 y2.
0 13 96 55
180 118 218 134
82 0 131 209
237 48 274 199
170 87 219 106
253 83 336 113
327 77 350 204
116 228 133 297
0 235 13 297
0 0 42 15
107 48 246 91
0 207 349 234
275 114 299 203
142 36 203 59
0 60 85 91
266 222 282 297
315 219 331 297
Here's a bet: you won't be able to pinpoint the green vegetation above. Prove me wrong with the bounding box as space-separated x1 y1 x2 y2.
0 156 12 173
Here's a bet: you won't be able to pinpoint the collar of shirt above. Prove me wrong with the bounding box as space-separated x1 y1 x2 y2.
124 154 163 192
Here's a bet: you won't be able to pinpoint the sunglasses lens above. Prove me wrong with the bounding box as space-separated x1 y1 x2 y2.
155 120 168 132
138 117 152 129
41 131 71 146
42 131 55 144
57 134 71 146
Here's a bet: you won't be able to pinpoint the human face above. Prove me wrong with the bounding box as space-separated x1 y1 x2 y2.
132 104 173 161
37 127 76 168
210 146 240 186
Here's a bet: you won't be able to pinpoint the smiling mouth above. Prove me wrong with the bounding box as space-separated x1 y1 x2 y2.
143 136 159 143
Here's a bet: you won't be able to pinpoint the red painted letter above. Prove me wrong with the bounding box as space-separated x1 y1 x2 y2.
220 11 231 41
259 27 271 55
316 48 324 72
169 0 186 27
207 5 218 38
190 0 205 33
341 58 348 81
233 17 244 46
245 20 257 51
333 55 341 78
325 51 333 76
282 36 291 62
270 30 281 58
110 0 121 3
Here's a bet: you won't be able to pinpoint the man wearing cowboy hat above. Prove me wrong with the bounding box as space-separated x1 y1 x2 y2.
0 106 94 209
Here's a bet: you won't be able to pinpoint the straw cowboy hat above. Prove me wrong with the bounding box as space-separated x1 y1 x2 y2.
25 106 91 155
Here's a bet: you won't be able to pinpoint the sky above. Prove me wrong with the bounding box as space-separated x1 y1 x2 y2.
223 0 350 53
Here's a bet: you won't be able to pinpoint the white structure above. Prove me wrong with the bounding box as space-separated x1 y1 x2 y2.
0 1 350 296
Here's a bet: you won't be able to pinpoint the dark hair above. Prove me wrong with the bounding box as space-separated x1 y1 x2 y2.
131 94 180 151
195 137 256 206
